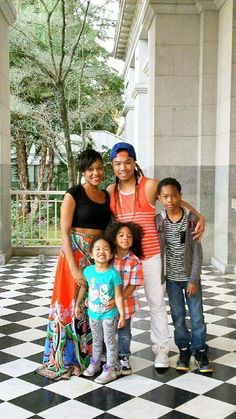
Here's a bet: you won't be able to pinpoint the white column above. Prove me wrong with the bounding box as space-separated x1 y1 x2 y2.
0 2 16 264
197 7 218 263
212 0 236 273
146 4 200 203
132 40 149 175
123 68 135 143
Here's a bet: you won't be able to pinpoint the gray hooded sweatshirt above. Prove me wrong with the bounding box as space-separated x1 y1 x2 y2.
155 210 203 285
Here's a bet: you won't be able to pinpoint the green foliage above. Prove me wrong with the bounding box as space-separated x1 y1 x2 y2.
10 0 124 185
100 145 115 189
11 197 62 246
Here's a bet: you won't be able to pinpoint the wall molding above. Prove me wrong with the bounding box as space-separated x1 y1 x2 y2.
0 0 16 25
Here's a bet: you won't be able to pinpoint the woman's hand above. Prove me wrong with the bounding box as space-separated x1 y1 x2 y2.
74 305 82 318
192 217 205 241
105 298 116 310
71 267 86 286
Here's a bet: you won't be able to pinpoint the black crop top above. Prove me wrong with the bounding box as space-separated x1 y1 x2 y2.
67 185 111 230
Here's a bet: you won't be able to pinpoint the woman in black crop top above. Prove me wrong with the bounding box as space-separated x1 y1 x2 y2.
36 149 111 381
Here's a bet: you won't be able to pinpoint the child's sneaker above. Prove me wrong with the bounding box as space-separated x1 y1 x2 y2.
194 348 213 373
94 364 117 384
176 347 191 372
83 358 101 377
120 356 132 376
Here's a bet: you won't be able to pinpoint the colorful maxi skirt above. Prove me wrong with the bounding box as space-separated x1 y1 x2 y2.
36 233 93 380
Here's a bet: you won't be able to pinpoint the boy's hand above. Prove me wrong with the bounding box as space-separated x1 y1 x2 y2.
118 317 126 329
105 298 116 309
187 283 198 296
192 217 205 241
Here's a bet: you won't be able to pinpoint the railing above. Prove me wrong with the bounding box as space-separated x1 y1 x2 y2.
11 190 65 247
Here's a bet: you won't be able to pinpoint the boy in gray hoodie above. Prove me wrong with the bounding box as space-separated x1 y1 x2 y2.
156 177 212 373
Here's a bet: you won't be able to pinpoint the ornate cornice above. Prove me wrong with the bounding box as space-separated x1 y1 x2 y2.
214 0 228 10
113 0 138 59
131 84 148 99
123 103 135 116
196 1 217 12
114 1 222 74
0 0 16 25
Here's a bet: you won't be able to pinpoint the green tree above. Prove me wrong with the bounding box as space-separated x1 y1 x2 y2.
10 0 123 187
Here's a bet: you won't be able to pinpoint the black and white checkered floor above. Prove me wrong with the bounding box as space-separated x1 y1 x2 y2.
0 257 236 419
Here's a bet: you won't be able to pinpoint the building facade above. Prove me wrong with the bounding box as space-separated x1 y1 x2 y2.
0 1 16 264
114 0 236 272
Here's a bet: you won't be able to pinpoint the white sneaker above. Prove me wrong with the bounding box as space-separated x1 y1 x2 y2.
83 358 101 377
154 346 169 368
94 365 117 384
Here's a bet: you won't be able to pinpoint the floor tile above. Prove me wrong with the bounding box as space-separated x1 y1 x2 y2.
0 401 33 418
176 395 236 419
76 387 133 411
2 342 43 358
207 337 236 352
10 328 46 342
0 323 28 336
106 374 162 396
0 351 18 364
0 359 39 377
0 336 25 350
140 384 197 408
204 383 236 405
10 388 69 414
0 377 39 401
44 376 102 399
0 258 235 419
214 353 236 368
108 397 171 419
40 399 103 419
168 371 222 394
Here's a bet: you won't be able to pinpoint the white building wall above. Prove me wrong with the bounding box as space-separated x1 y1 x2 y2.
149 11 200 206
0 2 16 264
213 0 236 272
197 9 218 262
123 68 135 143
133 40 150 175
115 0 236 271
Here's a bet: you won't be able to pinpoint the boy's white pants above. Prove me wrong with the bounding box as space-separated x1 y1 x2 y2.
142 253 169 352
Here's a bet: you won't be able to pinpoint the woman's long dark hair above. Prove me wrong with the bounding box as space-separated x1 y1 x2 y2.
105 222 144 259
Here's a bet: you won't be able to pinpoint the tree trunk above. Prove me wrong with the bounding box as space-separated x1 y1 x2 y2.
57 82 76 186
47 146 55 190
15 133 30 213
38 141 47 191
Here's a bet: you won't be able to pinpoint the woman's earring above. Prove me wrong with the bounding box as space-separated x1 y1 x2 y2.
81 174 86 184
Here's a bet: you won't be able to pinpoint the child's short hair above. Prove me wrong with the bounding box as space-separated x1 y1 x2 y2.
157 177 182 195
105 222 144 259
89 235 115 254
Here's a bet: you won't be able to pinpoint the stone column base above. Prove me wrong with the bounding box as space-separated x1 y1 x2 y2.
211 256 236 274
0 246 12 265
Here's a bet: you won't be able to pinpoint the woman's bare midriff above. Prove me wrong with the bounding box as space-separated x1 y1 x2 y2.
71 227 104 237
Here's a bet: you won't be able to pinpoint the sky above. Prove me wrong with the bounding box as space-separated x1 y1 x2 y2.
90 0 124 74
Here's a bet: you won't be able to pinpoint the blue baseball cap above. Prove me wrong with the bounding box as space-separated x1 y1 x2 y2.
110 142 136 161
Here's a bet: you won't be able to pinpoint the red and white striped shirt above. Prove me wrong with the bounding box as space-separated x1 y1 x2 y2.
110 176 161 260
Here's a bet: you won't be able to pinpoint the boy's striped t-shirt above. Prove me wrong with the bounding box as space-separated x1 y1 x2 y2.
165 209 188 281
